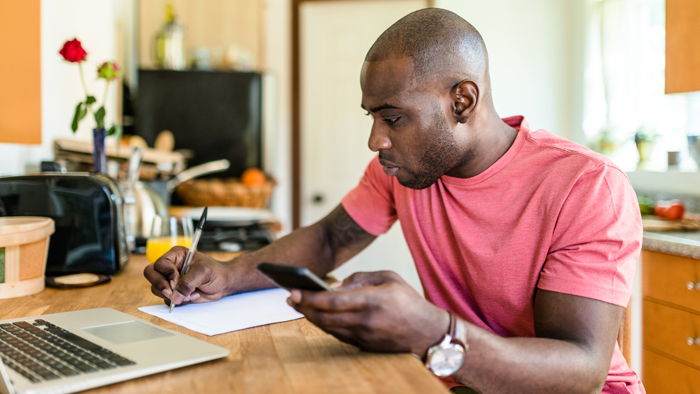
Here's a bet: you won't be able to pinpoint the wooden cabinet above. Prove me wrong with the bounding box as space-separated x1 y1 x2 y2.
666 0 700 94
642 250 700 393
138 0 265 70
642 349 700 394
0 0 41 144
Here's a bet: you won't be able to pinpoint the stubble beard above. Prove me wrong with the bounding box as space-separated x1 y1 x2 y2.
398 111 464 190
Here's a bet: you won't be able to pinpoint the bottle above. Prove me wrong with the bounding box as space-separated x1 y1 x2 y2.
155 3 186 70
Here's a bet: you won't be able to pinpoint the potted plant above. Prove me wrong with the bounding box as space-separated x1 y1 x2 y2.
634 128 657 168
59 38 122 174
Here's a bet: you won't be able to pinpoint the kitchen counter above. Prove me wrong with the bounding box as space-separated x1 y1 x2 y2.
0 254 448 394
642 230 700 259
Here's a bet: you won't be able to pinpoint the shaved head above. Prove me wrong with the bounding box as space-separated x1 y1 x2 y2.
365 8 489 91
361 8 515 188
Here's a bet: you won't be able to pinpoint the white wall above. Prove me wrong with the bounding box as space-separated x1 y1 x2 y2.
0 0 117 176
435 0 587 142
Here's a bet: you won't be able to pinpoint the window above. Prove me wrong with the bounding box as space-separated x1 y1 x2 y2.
583 0 698 172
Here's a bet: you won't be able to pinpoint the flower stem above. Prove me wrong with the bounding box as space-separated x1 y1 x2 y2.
78 62 94 116
103 80 110 113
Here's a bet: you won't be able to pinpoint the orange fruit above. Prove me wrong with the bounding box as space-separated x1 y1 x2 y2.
241 168 266 186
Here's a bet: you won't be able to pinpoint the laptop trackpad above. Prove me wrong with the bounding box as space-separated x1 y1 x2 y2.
82 321 174 345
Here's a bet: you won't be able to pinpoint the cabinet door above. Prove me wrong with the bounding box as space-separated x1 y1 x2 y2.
643 300 700 368
138 0 265 69
0 0 41 145
643 349 700 394
666 0 700 94
642 251 700 313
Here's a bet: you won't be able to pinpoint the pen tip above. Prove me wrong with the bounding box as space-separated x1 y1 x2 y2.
197 207 208 230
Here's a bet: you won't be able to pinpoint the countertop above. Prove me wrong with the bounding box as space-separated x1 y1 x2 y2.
0 254 449 394
642 230 700 260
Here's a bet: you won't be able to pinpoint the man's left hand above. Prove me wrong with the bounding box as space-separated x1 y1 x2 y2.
288 271 449 357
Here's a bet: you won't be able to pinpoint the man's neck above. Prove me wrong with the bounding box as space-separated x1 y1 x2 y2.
446 113 518 179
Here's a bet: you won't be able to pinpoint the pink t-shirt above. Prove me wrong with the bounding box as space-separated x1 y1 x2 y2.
342 116 644 393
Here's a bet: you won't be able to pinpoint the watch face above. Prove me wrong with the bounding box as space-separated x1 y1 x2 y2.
428 345 465 377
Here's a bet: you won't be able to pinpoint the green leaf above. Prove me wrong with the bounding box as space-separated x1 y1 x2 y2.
107 124 123 155
94 106 106 129
78 105 87 121
85 95 97 105
71 102 85 133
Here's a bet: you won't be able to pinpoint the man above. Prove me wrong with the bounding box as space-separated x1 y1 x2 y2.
145 8 644 394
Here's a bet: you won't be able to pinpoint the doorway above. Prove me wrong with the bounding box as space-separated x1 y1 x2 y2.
298 0 426 291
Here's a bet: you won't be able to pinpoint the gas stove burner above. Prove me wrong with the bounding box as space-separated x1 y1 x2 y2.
132 222 275 254
197 223 275 252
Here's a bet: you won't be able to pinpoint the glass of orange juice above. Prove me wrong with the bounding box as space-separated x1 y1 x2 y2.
146 216 194 263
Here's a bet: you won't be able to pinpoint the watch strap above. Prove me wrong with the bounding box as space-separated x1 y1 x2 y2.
451 313 468 350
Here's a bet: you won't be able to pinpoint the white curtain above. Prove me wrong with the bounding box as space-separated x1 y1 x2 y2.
583 0 691 171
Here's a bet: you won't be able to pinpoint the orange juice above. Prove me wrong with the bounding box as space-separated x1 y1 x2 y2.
146 236 192 263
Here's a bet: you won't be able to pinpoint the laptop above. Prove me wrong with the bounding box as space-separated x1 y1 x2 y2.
0 308 229 394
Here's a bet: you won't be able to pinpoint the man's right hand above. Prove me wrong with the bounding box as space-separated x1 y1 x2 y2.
143 246 235 306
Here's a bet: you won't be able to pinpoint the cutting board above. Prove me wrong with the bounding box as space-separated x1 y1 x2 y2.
642 216 700 231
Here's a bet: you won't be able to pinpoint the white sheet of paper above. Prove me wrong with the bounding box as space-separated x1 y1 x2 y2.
138 288 304 336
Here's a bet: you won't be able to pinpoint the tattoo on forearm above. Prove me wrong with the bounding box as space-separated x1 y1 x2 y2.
327 206 374 252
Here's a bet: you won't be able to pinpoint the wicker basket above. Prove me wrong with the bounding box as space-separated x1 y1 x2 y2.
175 178 275 208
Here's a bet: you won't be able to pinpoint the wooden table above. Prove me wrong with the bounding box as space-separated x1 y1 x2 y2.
0 254 449 394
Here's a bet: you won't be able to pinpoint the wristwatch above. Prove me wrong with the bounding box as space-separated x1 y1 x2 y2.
425 312 468 377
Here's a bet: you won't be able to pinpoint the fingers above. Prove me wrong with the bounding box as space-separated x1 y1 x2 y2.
169 291 202 307
289 288 371 313
324 327 363 348
152 246 190 281
338 271 403 290
144 246 189 301
288 299 373 351
170 254 215 305
289 299 362 329
145 265 168 299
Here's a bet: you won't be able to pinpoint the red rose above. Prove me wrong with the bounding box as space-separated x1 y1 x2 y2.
59 39 87 63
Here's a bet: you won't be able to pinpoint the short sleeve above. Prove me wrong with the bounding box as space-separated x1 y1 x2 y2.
341 156 398 236
537 165 642 307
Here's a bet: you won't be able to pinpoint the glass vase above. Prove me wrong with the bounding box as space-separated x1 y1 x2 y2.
92 127 107 174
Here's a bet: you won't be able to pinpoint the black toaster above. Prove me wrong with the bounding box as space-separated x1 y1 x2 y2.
0 173 129 276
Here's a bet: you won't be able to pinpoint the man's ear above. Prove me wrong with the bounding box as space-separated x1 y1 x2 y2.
450 80 479 124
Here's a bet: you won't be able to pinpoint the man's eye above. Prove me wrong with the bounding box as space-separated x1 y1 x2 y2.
384 117 399 125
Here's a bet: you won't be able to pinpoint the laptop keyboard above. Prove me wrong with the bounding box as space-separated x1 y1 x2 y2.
0 319 135 383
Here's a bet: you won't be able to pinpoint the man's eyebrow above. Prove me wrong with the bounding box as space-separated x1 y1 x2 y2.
360 103 401 113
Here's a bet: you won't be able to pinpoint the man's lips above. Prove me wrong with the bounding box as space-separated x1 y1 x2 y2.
379 159 399 176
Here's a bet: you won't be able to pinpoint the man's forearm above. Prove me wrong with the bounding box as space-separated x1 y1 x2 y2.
221 205 375 296
452 321 607 394
450 290 625 394
223 223 338 295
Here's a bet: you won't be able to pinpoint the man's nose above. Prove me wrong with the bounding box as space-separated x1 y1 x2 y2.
368 122 392 152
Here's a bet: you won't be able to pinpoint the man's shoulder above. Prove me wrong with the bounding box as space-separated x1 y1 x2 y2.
520 127 625 179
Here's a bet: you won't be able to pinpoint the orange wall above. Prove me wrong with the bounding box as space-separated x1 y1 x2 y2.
0 0 41 145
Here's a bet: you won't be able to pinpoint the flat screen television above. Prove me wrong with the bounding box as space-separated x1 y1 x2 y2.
136 69 262 179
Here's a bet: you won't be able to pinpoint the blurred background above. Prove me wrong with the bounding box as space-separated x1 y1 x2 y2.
1 1 699 391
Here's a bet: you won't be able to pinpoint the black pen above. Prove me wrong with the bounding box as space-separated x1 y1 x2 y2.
170 207 208 313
